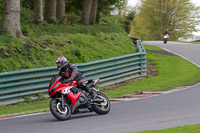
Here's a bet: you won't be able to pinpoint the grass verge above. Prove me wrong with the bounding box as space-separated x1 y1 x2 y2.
0 24 136 72
0 100 49 117
179 41 200 44
1 45 200 117
103 44 200 98
137 123 200 133
187 41 200 44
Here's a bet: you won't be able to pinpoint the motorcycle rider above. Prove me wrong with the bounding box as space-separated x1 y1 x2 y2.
163 29 170 36
56 56 97 100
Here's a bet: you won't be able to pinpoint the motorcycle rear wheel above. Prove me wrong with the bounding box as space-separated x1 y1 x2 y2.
50 98 71 121
92 92 111 115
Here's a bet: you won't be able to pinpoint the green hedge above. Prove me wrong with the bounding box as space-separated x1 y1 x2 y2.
0 24 136 72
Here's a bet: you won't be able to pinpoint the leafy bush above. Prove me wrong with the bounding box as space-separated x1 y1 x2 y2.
20 7 34 24
66 11 82 25
21 25 34 36
38 93 48 101
99 16 119 25
0 24 136 72
23 96 32 103
50 16 59 24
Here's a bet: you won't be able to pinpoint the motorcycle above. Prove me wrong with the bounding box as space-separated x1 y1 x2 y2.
163 34 169 44
48 76 111 121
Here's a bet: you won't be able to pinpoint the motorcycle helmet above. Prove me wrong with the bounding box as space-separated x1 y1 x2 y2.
56 56 68 69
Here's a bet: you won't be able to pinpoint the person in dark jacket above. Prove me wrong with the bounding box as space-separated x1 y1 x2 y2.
56 56 97 99
163 29 170 36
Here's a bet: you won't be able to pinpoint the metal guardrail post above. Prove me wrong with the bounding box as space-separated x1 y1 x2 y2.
135 39 146 76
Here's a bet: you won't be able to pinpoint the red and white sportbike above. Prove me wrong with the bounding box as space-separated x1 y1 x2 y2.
48 77 111 121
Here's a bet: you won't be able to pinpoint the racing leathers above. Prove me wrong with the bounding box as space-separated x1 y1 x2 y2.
163 30 170 36
59 63 96 99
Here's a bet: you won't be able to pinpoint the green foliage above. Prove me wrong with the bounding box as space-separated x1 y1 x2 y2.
21 25 34 36
38 93 48 101
125 9 137 33
21 0 34 10
66 11 82 25
0 100 50 117
64 0 126 25
99 16 119 25
23 96 32 103
98 0 126 15
0 24 136 72
143 44 164 51
117 13 136 34
30 24 125 35
138 123 200 133
20 7 34 24
50 16 59 24
43 37 54 44
99 9 136 33
132 0 200 40
66 0 83 13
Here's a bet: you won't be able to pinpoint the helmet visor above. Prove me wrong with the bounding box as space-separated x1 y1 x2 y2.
56 62 62 69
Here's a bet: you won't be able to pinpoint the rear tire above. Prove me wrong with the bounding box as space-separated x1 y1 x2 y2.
93 92 111 115
50 98 71 121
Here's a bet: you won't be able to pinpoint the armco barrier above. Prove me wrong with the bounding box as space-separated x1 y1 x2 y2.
0 40 146 105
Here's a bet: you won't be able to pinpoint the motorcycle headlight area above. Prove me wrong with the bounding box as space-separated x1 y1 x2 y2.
62 86 73 95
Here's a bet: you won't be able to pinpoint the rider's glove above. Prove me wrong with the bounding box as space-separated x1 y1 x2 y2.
59 71 65 77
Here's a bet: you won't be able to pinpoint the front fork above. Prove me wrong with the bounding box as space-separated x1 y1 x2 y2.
61 94 65 109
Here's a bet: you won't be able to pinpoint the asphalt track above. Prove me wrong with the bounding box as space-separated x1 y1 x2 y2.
143 41 200 67
1 41 200 133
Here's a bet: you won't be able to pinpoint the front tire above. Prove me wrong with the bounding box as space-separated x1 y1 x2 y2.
93 92 111 115
50 98 71 121
164 39 168 44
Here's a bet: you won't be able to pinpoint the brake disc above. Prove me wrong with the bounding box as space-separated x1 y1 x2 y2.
57 102 68 114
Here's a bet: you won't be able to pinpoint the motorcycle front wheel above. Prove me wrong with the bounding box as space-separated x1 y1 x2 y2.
50 98 71 121
92 92 111 115
164 39 167 44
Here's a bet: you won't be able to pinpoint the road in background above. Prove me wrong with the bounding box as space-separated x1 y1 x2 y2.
143 41 200 67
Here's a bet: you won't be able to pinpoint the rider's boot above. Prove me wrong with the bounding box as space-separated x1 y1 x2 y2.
90 90 97 100
85 97 92 108
85 85 97 100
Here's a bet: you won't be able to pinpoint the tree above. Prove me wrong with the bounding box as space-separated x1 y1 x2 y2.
1 0 24 38
81 0 92 25
117 0 128 16
97 0 126 15
44 0 57 23
89 0 98 24
56 0 66 20
124 9 137 34
132 0 200 40
64 0 124 25
34 0 44 23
